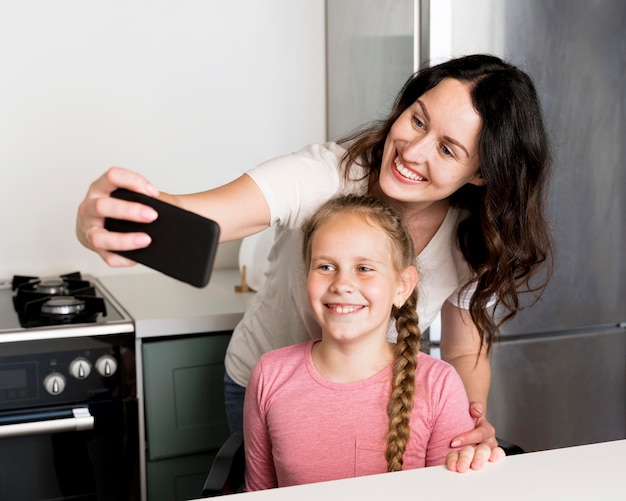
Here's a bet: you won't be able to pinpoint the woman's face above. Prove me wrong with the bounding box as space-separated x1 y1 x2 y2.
379 78 483 207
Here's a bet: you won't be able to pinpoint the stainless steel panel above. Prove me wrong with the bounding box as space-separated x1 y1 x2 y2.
488 326 626 452
447 0 626 334
326 0 414 140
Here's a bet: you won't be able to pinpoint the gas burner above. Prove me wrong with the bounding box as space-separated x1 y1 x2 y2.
34 280 70 296
12 272 92 296
41 296 86 316
11 272 107 328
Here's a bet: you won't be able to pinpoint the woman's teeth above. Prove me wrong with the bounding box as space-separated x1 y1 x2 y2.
394 157 425 181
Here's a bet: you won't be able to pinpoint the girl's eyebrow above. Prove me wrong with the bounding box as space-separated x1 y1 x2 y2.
416 99 471 158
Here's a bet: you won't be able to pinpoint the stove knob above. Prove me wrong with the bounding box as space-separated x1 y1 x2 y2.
69 357 92 380
43 372 66 395
95 355 118 377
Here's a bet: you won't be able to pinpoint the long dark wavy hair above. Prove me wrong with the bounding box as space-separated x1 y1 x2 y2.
302 194 421 472
339 54 553 352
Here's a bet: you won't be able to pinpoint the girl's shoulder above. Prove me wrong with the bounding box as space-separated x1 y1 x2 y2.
260 340 311 365
253 341 314 391
415 351 462 383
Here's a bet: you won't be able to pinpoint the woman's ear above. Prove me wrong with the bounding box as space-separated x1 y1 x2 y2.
395 265 418 307
468 170 486 187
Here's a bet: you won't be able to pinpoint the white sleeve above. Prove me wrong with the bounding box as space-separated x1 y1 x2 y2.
446 281 476 310
246 143 347 229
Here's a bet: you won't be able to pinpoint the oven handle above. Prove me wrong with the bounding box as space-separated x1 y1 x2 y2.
0 407 94 439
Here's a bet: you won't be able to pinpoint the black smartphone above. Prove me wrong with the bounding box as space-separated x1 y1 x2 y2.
104 188 220 288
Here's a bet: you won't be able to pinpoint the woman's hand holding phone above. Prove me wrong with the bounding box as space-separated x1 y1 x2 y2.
76 167 160 266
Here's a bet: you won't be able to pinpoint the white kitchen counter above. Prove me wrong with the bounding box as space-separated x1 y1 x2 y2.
99 269 255 338
202 439 625 500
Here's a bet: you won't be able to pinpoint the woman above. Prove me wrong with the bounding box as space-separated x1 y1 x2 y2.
245 194 503 490
77 54 552 469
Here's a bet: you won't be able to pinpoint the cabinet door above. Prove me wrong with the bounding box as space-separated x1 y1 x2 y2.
147 452 215 501
143 333 231 460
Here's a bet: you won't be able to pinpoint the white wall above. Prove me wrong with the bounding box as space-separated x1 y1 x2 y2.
0 0 325 280
428 0 504 64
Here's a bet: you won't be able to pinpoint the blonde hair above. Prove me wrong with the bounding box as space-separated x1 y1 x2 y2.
302 194 421 472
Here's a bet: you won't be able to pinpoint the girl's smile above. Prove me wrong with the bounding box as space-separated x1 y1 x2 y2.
325 303 365 315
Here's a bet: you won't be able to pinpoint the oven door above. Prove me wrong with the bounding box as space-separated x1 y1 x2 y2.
0 398 139 501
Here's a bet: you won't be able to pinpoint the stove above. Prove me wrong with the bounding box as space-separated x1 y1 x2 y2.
0 272 139 501
0 271 133 342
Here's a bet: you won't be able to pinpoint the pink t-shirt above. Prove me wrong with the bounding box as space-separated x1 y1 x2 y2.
244 341 473 491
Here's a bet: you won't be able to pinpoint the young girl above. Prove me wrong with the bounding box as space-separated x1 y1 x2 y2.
243 195 501 490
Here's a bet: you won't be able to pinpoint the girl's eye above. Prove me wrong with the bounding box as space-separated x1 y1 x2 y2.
357 266 373 273
319 264 334 272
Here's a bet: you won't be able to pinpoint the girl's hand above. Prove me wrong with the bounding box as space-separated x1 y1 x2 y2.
76 167 160 266
446 443 505 473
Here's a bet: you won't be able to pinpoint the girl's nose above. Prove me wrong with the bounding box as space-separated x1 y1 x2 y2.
330 271 353 294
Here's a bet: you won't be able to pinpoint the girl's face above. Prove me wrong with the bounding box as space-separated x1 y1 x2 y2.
307 213 416 346
379 78 484 207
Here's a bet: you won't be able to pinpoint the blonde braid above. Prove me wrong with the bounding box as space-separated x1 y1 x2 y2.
385 291 421 471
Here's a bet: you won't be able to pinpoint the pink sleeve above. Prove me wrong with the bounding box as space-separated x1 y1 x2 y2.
243 358 278 491
424 366 474 467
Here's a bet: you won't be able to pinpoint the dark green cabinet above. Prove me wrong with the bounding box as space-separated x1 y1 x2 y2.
142 332 232 500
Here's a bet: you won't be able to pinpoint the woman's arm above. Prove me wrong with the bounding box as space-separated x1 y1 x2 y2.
77 166 270 266
439 301 499 455
165 173 271 241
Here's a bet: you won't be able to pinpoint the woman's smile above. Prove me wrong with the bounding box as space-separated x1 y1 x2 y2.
393 155 427 183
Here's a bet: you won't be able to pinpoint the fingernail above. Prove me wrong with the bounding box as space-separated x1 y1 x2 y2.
451 440 461 448
145 184 159 197
135 234 152 246
141 208 158 221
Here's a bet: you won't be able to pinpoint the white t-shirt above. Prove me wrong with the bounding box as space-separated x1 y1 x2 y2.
224 142 473 387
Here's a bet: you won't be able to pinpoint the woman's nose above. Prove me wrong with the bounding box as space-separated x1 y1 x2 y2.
402 135 431 163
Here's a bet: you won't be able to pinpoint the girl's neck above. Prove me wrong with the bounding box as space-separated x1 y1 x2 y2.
311 337 394 384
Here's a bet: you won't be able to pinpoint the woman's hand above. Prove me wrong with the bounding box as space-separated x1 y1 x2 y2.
451 402 498 450
76 167 160 266
445 443 505 473
447 402 501 471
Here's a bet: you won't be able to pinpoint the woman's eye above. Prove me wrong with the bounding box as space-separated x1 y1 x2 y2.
319 264 334 272
412 116 425 129
440 144 454 157
357 266 373 273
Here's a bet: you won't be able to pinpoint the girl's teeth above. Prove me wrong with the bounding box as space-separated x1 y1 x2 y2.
330 305 360 314
394 157 425 181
